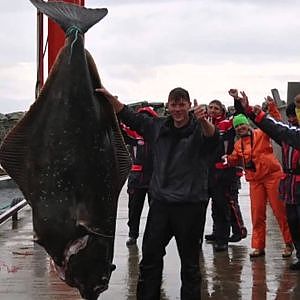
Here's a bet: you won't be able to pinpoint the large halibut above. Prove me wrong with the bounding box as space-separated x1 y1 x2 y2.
0 0 131 299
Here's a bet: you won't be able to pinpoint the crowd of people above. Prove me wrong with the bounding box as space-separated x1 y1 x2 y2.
95 86 300 300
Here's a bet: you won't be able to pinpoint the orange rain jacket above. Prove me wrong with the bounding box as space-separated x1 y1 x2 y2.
227 129 283 181
227 103 283 182
227 104 292 250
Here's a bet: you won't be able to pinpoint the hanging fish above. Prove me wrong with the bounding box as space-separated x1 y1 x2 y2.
0 0 131 299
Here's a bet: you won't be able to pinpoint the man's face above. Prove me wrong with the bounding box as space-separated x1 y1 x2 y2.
168 98 191 128
208 103 222 117
235 123 250 137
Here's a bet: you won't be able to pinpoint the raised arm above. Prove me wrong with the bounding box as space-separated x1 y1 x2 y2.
193 99 216 137
265 96 282 121
95 87 155 141
233 90 300 149
95 87 124 113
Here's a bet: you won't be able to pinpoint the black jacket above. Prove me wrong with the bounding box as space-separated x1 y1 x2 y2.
252 115 300 148
118 106 219 204
122 127 153 189
251 114 300 204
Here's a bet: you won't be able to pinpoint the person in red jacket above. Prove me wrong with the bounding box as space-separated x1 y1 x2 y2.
225 90 293 258
121 107 158 247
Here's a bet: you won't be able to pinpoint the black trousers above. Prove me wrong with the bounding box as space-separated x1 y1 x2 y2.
206 189 245 237
127 188 150 239
286 203 300 259
210 183 231 245
210 177 245 243
136 201 206 300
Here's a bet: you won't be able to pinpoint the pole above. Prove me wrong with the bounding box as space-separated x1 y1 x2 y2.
36 11 44 99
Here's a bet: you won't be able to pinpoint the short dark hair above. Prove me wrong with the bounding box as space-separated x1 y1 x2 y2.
286 102 296 117
209 99 226 114
209 99 223 108
168 87 190 102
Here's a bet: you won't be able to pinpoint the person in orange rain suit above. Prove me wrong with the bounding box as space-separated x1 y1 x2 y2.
224 90 293 258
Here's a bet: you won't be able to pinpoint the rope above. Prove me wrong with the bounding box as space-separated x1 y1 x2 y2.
66 26 83 64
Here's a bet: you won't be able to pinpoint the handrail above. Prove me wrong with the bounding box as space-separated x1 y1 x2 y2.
0 199 28 225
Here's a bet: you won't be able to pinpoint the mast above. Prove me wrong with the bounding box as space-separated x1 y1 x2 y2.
36 0 85 98
36 11 44 99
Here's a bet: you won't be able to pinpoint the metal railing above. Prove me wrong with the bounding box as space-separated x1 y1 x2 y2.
0 173 28 225
0 198 28 225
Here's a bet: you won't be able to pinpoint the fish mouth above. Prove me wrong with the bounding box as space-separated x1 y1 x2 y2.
80 284 108 300
94 284 109 295
50 235 90 282
94 275 110 294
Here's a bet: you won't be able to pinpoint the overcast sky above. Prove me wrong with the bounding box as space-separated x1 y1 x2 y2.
0 0 300 113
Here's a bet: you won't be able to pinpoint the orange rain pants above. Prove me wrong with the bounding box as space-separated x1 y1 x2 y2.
228 128 292 249
249 172 292 249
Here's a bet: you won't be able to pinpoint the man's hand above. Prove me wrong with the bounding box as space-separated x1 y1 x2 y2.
191 99 210 121
191 99 215 136
253 105 262 115
229 88 250 114
230 89 250 112
239 91 249 109
95 87 116 102
95 87 124 113
228 89 239 99
193 99 208 121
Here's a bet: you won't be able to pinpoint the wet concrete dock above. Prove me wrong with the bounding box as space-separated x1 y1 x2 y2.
1 179 300 299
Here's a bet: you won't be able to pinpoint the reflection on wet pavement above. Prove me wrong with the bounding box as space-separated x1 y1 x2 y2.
1 179 300 299
201 245 247 299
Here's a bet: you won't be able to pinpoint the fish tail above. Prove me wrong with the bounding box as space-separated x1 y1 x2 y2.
29 0 108 34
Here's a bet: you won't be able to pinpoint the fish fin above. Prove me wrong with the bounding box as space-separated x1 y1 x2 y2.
111 125 132 190
0 121 28 195
29 0 107 34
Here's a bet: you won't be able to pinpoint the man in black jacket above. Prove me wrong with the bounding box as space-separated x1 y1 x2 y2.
96 86 219 300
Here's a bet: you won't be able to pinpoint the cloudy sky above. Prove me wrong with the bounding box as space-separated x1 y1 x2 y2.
0 0 300 113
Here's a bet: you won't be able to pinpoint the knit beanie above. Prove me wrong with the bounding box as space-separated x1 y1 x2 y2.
233 114 249 128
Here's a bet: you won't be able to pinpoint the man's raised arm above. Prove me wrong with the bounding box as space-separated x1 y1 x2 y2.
95 87 124 113
231 88 300 149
